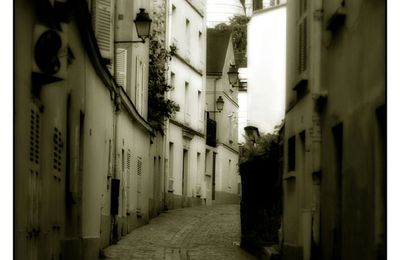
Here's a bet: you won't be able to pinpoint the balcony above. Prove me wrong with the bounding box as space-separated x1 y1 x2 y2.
206 118 217 147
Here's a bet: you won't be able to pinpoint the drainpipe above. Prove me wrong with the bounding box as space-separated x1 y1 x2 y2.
310 0 323 254
110 1 120 243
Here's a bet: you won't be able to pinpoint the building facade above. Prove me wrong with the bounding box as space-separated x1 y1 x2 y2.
15 0 155 259
247 3 286 134
283 0 385 259
206 29 240 205
155 0 209 209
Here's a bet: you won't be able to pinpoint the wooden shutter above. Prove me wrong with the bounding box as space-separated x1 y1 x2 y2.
297 0 308 76
92 0 113 60
27 105 41 260
135 56 144 113
115 48 127 89
126 149 131 211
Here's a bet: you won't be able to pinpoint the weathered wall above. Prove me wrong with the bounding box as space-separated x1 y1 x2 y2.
320 0 385 259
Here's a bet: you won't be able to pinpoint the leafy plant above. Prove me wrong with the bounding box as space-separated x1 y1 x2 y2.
147 2 179 133
148 39 180 133
215 15 250 67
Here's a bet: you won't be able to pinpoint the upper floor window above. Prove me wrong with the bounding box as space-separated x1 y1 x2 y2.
135 56 145 114
288 135 296 171
297 0 308 76
115 48 128 90
91 0 114 72
185 19 191 50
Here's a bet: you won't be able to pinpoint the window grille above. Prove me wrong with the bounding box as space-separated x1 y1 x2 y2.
29 109 40 164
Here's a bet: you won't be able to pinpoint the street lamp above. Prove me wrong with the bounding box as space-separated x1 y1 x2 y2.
216 96 225 112
115 8 152 44
207 96 225 113
134 8 152 42
227 64 239 86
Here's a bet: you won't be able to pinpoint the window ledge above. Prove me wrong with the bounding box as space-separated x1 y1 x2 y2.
292 77 308 92
283 171 296 180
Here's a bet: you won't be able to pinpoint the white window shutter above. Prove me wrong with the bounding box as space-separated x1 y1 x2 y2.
135 56 144 113
115 48 127 89
136 157 142 213
92 0 113 60
297 0 308 76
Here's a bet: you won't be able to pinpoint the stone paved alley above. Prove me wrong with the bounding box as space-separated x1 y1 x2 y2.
101 204 256 260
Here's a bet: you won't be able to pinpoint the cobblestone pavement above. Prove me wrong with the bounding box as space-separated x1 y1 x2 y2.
102 204 257 260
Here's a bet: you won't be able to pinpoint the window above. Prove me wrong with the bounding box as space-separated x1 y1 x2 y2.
198 90 202 122
136 157 142 214
297 0 308 76
135 56 145 114
228 113 233 142
92 0 113 71
197 152 201 182
185 19 191 54
169 142 174 178
170 72 175 99
332 123 343 258
198 31 203 66
116 48 127 90
184 82 190 124
288 136 296 171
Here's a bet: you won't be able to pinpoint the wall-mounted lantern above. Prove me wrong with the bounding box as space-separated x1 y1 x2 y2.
216 96 225 112
207 96 225 113
134 8 152 42
227 64 239 86
115 8 152 44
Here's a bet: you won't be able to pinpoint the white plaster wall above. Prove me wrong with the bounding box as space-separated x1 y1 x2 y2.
238 90 247 143
215 146 239 194
166 0 208 201
115 0 150 119
247 6 286 134
170 0 206 70
168 124 206 198
82 63 115 238
115 111 151 218
169 59 204 132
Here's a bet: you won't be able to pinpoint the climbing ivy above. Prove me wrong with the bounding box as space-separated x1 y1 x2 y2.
148 40 179 133
148 2 179 133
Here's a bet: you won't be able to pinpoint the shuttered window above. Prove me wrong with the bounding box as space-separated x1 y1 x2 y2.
92 0 114 62
135 56 144 114
297 0 308 76
136 157 142 214
115 48 127 89
28 105 41 244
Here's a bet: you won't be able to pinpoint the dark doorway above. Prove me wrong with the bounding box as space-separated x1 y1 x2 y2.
332 123 343 260
212 152 216 200
182 149 188 196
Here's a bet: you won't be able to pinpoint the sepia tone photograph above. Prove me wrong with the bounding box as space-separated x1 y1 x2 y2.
12 0 387 259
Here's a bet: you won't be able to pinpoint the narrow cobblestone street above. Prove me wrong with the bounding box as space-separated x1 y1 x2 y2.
102 204 256 259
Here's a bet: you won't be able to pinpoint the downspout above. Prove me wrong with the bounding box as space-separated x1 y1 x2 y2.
213 78 218 121
110 1 120 244
311 0 323 255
